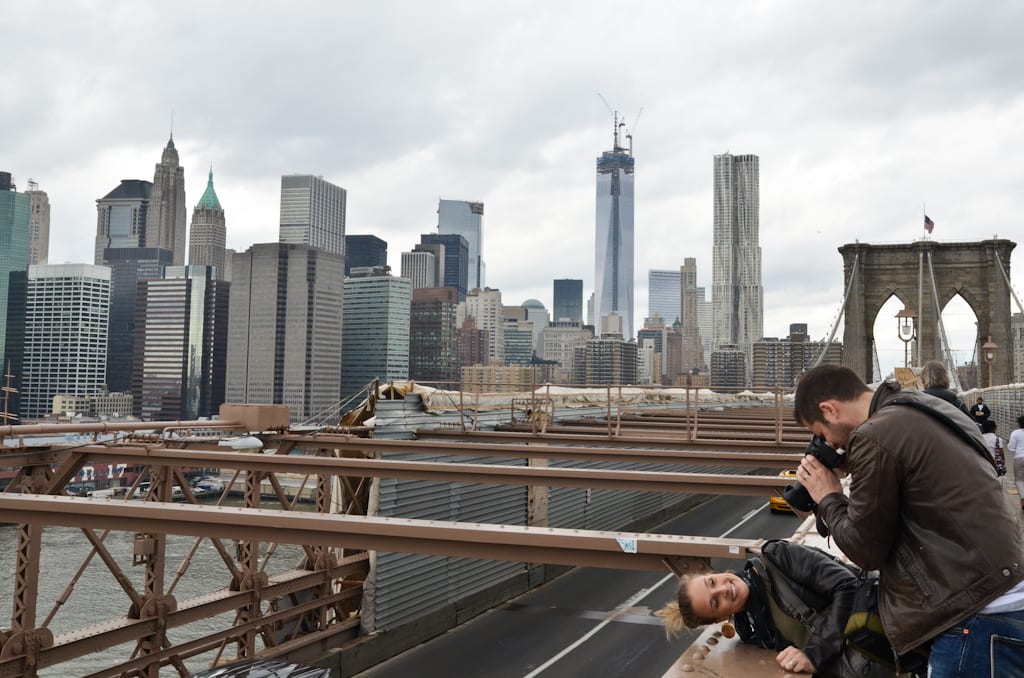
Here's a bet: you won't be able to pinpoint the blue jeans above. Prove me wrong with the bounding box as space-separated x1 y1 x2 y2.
928 609 1024 677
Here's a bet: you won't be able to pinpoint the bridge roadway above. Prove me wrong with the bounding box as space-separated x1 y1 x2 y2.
354 495 801 678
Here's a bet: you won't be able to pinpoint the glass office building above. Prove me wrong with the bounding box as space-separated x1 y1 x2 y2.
132 266 229 420
341 272 411 401
438 199 484 291
0 172 30 368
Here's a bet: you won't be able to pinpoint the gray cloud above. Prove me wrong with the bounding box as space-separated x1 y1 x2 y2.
4 1 1023 379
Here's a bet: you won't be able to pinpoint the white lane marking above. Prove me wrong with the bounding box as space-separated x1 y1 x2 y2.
522 500 766 677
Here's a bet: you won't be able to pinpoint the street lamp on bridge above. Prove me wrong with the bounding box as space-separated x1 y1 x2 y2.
895 307 917 369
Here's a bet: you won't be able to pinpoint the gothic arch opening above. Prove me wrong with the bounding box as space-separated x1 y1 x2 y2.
871 295 911 382
939 293 980 388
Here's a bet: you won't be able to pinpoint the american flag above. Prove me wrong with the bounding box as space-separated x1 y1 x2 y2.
924 215 934 233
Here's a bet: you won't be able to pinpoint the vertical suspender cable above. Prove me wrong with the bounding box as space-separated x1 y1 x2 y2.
926 251 960 391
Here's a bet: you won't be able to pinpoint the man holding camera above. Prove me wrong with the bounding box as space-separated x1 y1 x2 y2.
793 364 1024 677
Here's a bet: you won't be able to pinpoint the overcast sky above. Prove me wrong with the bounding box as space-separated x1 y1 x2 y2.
4 1 1023 379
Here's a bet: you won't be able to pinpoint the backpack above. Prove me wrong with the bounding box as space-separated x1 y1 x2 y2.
753 551 928 675
844 574 929 674
994 437 1007 476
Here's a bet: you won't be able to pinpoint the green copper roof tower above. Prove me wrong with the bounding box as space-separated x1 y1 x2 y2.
196 167 222 211
188 165 227 279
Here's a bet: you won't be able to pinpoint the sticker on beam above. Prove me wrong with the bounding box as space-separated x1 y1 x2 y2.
615 537 637 554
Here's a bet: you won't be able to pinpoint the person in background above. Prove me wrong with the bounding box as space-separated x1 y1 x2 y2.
656 539 891 677
981 419 1007 476
919 361 970 417
1007 415 1024 512
971 397 992 424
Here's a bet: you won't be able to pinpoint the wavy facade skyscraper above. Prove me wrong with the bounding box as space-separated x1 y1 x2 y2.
711 153 762 382
594 117 635 339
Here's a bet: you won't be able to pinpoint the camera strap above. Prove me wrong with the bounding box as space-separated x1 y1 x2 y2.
886 397 998 473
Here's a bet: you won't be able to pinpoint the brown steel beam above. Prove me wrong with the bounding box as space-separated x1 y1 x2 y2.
0 419 242 438
67 446 792 496
273 433 805 462
0 495 762 573
412 428 808 451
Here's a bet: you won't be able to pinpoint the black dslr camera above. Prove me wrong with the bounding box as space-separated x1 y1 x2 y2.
783 436 845 512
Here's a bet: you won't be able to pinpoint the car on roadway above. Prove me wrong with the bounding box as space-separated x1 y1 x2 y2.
769 469 799 513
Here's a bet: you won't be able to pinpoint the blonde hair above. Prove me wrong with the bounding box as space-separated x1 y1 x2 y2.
655 574 720 639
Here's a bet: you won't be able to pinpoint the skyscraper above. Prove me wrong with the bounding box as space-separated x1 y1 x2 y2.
132 266 229 420
94 179 151 265
279 175 347 256
438 199 484 291
680 258 705 373
188 167 227 278
104 247 173 393
711 153 762 376
649 269 681 325
409 286 460 385
0 172 30 369
420 233 469 301
226 243 344 422
401 249 440 289
344 235 387 276
552 278 583 323
21 264 111 420
26 180 49 266
341 270 411 401
462 287 504 364
148 136 187 265
594 116 635 339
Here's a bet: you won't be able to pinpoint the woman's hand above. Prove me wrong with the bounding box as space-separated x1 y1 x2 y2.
775 645 815 674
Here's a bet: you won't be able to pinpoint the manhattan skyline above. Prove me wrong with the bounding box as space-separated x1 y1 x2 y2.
5 2 1024 379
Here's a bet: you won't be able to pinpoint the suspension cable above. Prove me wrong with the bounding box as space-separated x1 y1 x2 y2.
813 252 859 367
926 251 960 391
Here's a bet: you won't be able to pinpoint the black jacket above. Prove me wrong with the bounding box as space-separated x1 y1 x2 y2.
751 540 859 672
923 386 969 417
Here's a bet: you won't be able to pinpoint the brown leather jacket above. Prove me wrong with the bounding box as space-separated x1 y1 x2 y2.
816 382 1024 655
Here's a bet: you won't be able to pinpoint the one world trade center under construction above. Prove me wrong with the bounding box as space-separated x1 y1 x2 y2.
594 113 635 339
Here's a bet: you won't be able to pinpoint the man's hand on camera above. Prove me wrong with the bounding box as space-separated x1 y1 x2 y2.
798 454 842 504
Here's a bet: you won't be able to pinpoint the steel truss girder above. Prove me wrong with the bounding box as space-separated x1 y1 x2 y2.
0 495 761 574
66 446 793 496
0 559 367 677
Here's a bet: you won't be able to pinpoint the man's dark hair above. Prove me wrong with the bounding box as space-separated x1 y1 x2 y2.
1018 415 1024 429
982 419 997 434
920 361 950 389
793 365 872 426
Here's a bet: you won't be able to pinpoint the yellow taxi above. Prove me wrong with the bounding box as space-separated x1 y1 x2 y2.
769 469 799 513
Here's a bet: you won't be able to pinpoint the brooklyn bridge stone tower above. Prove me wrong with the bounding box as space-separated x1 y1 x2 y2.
148 135 187 265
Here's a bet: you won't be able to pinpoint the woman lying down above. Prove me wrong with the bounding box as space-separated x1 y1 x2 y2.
656 539 893 677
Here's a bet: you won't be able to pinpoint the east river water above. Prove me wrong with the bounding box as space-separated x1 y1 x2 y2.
0 504 307 677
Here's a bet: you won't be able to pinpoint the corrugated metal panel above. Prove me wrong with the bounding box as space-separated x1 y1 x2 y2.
371 452 528 629
548 460 753 532
369 423 766 630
